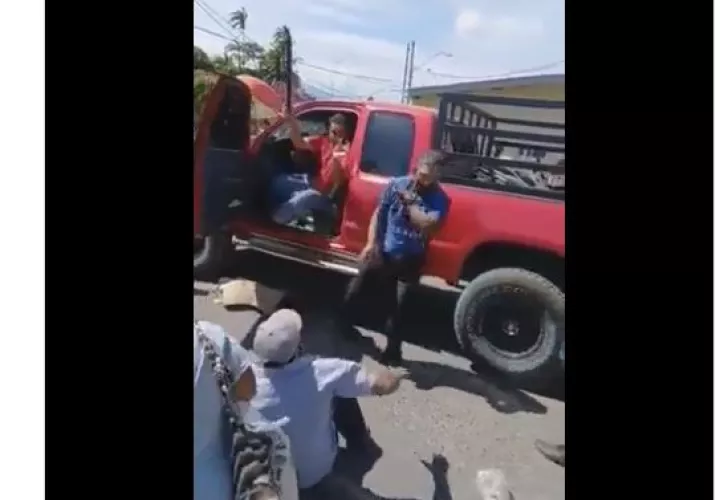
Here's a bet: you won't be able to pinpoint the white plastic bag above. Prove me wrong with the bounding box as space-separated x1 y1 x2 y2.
475 468 510 500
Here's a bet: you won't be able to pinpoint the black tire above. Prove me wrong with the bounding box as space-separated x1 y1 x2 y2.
454 267 564 384
194 232 234 281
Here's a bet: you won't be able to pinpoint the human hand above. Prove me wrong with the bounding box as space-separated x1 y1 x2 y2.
359 244 379 263
397 189 416 205
278 103 295 121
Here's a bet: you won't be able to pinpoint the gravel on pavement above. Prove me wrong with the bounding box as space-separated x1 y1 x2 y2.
194 251 565 500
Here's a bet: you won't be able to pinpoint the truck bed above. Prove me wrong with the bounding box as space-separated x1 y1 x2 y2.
433 93 565 201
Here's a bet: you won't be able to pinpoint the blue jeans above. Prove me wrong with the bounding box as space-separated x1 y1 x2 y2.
270 174 334 224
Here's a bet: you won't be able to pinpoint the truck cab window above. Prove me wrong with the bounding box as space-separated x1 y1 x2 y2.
270 111 335 142
271 117 327 141
360 112 414 177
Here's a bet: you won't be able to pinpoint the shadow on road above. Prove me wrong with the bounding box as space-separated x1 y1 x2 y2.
215 250 564 403
421 454 453 500
327 450 453 500
404 360 547 414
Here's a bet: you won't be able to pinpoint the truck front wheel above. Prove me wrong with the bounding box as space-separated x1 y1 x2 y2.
194 232 233 281
454 268 564 386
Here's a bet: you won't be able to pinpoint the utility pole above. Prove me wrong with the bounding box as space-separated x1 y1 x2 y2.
282 26 293 109
405 40 416 104
400 42 410 103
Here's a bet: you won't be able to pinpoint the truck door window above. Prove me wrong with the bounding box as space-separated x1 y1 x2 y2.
360 112 414 177
270 112 330 141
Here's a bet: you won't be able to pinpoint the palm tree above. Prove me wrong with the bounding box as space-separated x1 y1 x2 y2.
229 8 248 31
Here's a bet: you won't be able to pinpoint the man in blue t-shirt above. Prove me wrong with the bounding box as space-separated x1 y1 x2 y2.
340 150 451 365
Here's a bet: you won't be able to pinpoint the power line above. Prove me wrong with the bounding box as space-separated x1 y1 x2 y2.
194 25 234 43
193 24 396 83
193 9 564 90
193 0 236 41
297 62 393 83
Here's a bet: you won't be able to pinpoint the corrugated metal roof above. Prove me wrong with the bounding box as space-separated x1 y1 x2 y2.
409 73 565 97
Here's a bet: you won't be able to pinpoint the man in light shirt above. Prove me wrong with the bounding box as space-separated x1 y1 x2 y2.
249 309 403 499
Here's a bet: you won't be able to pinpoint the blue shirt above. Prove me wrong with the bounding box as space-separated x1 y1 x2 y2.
250 356 374 488
376 176 450 257
193 322 253 500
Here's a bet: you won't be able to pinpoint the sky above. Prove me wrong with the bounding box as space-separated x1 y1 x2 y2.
193 0 564 101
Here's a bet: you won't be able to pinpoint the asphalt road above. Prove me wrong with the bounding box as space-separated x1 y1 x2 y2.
194 250 565 500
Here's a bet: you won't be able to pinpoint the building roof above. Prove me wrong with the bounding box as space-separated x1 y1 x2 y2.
409 73 565 97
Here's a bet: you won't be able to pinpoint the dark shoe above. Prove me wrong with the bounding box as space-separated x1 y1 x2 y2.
379 347 403 367
535 439 565 467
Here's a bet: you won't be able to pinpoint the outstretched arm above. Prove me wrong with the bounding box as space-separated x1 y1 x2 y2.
326 359 402 398
286 114 308 150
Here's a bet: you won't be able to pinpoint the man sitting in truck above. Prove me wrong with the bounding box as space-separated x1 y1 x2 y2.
269 113 351 227
338 150 450 365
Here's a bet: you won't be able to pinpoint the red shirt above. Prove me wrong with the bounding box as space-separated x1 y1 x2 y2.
305 136 349 193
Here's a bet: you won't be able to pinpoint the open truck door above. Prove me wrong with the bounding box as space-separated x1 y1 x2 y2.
193 71 256 238
194 71 262 279
193 28 297 279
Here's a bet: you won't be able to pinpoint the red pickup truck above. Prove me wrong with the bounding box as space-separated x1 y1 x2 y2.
193 74 565 384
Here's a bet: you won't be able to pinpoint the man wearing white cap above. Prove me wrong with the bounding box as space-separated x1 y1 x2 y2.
250 309 403 498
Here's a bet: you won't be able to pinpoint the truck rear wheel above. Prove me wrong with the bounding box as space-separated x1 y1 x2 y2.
194 232 233 281
454 268 564 385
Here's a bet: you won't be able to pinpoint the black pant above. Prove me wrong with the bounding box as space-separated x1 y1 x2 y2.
243 309 369 445
342 252 424 354
333 397 368 446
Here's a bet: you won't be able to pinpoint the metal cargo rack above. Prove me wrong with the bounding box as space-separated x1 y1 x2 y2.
433 93 565 200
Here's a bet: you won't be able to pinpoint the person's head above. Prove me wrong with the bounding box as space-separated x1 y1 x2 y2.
253 309 303 366
413 150 444 193
328 113 347 145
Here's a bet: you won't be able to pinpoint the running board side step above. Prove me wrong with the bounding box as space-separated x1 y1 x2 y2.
244 235 360 276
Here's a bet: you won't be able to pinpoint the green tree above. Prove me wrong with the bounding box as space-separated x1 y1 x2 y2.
258 26 299 85
224 39 265 73
193 46 213 71
196 13 300 85
210 54 241 76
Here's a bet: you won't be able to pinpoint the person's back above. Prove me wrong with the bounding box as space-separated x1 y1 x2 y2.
248 309 402 493
253 357 367 487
